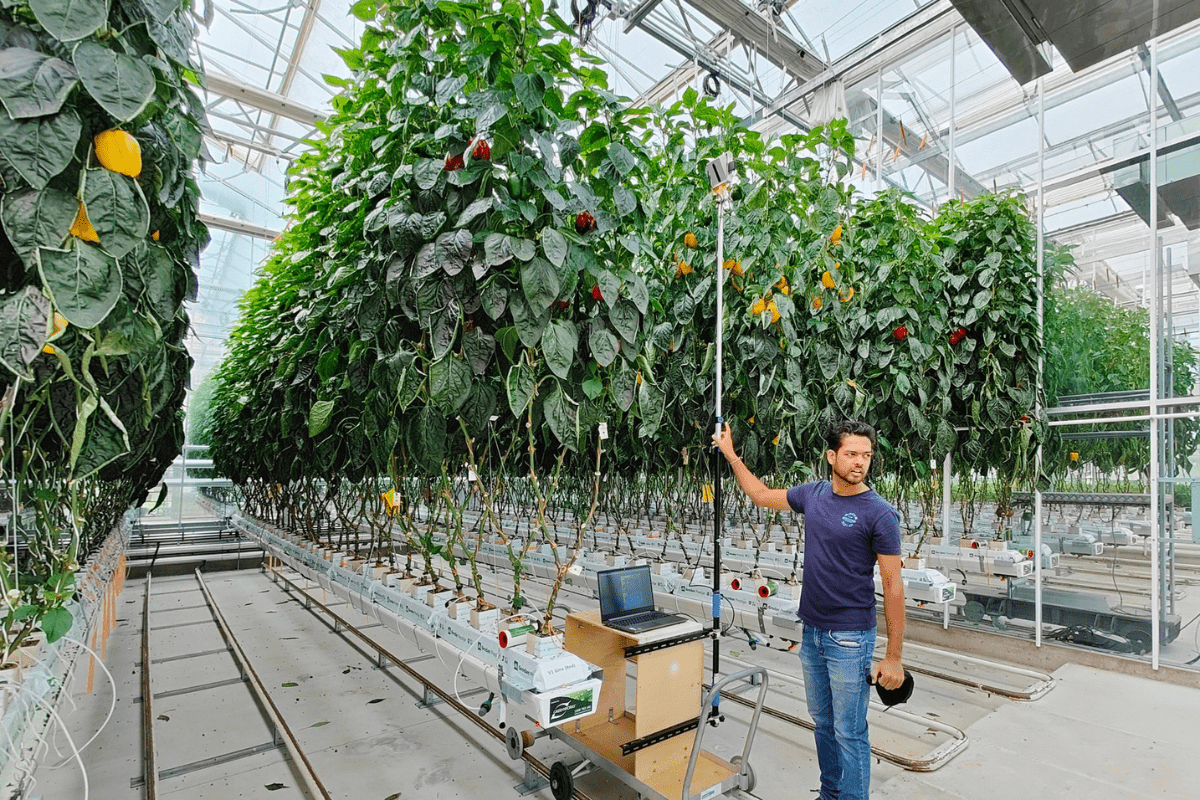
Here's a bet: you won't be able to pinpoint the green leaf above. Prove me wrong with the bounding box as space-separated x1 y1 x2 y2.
460 383 497 436
637 381 665 438
511 237 536 261
520 257 560 311
934 419 957 459
74 41 155 121
462 327 494 375
350 0 377 20
481 281 508 319
612 364 636 412
608 299 639 343
596 271 621 308
474 101 507 132
140 0 184 22
613 184 637 216
396 364 423 412
457 197 493 227
29 0 108 42
413 242 439 279
1 188 78 268
543 385 579 451
506 363 535 417
624 273 649 315
608 142 637 176
128 243 178 323
414 158 443 190
589 321 618 367
582 378 603 400
429 356 472 414
316 349 340 382
83 168 150 259
39 606 72 643
430 310 458 360
0 109 81 189
495 326 519 364
72 395 129 478
484 232 514 266
559 134 580 168
907 403 931 439
541 319 577 380
541 227 567 267
309 399 335 438
0 48 78 119
815 341 840 381
37 244 121 329
145 9 193 67
435 74 467 105
435 229 473 276
0 285 50 381
411 405 446 473
513 72 543 111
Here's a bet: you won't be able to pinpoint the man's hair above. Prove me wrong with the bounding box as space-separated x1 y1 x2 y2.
825 420 877 452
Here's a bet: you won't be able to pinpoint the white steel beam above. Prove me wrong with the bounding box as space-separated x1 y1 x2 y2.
204 72 323 127
198 212 282 242
681 0 821 81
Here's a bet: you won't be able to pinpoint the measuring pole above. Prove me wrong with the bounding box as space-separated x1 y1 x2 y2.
711 181 728 725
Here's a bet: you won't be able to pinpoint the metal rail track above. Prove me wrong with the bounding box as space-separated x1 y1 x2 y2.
141 576 158 800
137 571 331 799
193 569 333 800
264 562 601 800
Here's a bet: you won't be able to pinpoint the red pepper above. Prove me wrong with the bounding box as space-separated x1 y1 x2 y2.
575 211 596 235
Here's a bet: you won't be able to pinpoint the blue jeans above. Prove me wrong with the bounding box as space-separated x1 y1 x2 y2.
799 625 876 800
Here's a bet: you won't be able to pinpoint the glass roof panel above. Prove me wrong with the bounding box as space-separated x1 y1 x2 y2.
786 0 936 62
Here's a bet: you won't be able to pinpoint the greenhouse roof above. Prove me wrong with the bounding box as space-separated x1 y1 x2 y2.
187 0 1200 387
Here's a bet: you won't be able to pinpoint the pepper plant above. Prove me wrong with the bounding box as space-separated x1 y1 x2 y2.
0 0 207 663
207 0 1060 623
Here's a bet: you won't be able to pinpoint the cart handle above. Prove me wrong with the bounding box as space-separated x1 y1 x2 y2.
682 666 769 800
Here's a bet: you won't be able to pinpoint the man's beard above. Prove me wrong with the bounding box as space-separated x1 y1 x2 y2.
833 464 865 485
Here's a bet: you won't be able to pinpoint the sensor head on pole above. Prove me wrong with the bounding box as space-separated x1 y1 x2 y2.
706 153 736 193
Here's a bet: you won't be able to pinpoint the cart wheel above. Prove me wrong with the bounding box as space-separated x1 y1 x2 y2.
731 756 756 793
549 760 573 800
505 726 524 760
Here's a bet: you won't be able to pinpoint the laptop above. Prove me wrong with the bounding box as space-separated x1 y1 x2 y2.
598 565 689 634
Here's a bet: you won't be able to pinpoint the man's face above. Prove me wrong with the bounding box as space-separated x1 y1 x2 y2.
826 434 874 486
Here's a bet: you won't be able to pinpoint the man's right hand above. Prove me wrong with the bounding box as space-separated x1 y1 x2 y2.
712 422 738 463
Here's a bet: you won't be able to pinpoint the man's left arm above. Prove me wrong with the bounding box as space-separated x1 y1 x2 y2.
873 552 906 690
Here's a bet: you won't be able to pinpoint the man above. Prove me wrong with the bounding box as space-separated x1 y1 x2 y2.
713 419 905 800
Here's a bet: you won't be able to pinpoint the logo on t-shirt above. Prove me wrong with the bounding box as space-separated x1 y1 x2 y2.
841 512 858 528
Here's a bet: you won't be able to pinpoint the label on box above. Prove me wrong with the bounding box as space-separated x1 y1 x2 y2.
548 687 595 723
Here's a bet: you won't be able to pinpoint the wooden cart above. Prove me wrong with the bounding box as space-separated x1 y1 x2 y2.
542 610 766 800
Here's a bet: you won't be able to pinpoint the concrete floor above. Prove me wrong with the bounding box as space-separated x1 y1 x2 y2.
24 566 1200 800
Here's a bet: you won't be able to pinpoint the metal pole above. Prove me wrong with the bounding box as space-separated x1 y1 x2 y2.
712 186 726 722
1165 248 1177 615
875 68 884 189
941 452 951 545
1148 38 1161 670
948 23 957 198
1034 73 1045 647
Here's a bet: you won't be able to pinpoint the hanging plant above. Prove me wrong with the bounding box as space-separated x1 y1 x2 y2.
0 0 209 665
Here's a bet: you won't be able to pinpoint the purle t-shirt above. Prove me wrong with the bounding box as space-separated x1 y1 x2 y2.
786 481 902 631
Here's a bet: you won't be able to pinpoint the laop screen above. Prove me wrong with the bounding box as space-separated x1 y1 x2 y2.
599 566 654 619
